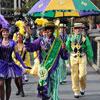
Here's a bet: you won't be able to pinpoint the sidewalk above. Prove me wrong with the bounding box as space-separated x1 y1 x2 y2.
10 65 100 100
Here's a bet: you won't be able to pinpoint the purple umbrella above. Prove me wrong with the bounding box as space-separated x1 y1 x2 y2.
28 0 50 14
27 0 100 18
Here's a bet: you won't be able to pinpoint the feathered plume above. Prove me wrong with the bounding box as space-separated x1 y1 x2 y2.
15 20 25 35
54 19 60 38
35 18 48 26
0 14 10 31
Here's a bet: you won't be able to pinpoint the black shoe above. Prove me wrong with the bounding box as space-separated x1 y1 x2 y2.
63 80 67 83
74 94 79 98
16 91 20 95
25 79 28 82
74 95 79 98
80 91 85 95
42 96 50 100
80 88 85 95
20 91 25 97
60 82 63 84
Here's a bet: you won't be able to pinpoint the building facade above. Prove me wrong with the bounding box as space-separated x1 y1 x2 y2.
0 0 27 18
0 0 99 18
0 0 14 17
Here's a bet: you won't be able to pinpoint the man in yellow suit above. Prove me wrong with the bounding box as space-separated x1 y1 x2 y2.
66 23 93 98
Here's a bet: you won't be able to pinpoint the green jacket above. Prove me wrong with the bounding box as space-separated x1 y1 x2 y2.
66 33 93 63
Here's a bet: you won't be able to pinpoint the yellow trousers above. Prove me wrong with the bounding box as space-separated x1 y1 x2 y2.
70 55 87 94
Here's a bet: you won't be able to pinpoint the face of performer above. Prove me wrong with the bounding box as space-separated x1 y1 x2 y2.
42 31 47 37
45 27 55 38
73 27 83 35
40 29 47 37
2 30 9 38
16 34 23 43
59 27 66 33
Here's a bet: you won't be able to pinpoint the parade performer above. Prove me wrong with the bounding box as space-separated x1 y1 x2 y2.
13 20 25 41
58 23 68 84
12 33 32 97
66 23 93 98
30 29 47 76
0 27 30 100
30 18 47 76
24 21 69 100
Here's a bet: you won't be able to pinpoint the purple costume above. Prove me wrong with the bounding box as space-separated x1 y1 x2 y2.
24 36 69 97
0 39 24 78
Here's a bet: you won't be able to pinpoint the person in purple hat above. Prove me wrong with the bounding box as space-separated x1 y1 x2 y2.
0 27 31 100
24 21 69 100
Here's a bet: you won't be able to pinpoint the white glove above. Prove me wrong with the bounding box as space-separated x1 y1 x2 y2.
65 63 71 75
65 63 70 68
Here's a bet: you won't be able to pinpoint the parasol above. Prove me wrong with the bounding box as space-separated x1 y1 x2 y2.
27 0 100 18
27 0 100 39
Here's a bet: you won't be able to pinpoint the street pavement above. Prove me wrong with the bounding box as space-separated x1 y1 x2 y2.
10 65 100 100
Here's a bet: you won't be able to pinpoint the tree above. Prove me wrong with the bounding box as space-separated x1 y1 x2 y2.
91 0 100 9
21 0 38 13
91 0 100 24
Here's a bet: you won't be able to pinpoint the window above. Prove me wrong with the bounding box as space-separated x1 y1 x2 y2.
1 2 6 7
17 0 18 7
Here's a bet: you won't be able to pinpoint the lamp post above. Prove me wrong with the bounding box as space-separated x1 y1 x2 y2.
20 0 26 18
20 0 22 17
